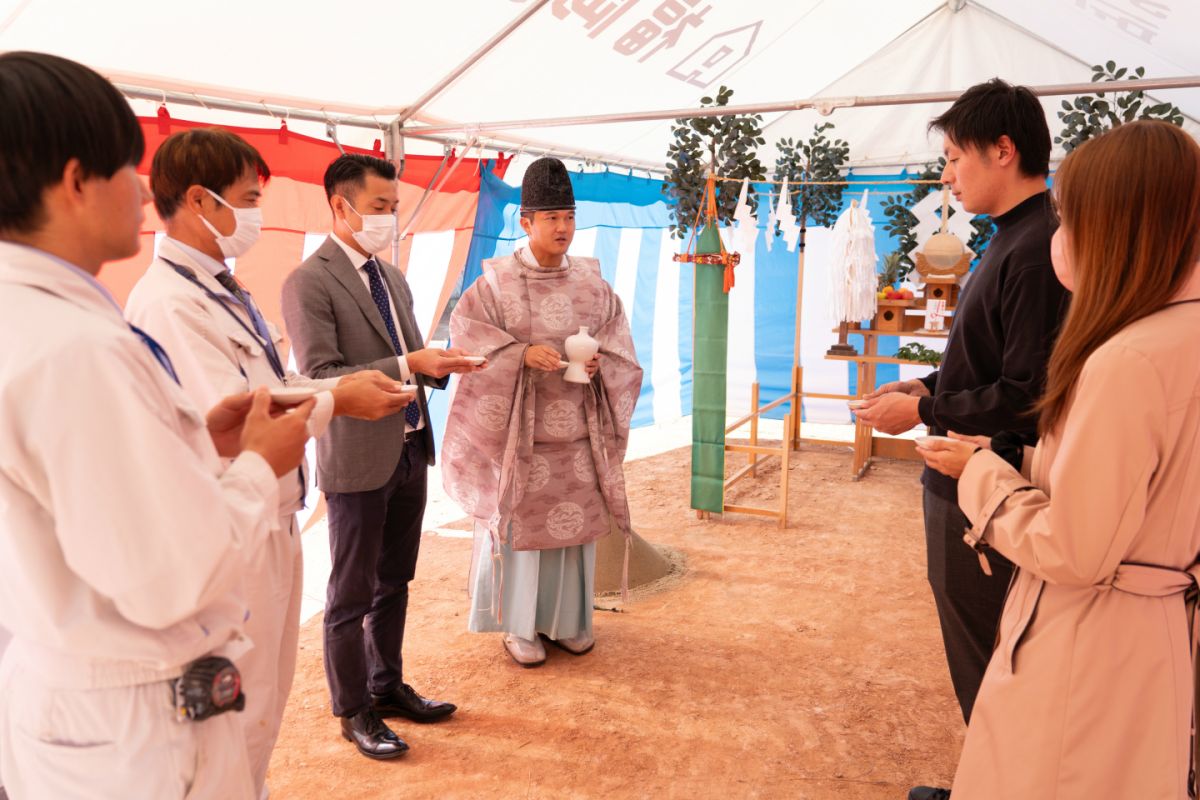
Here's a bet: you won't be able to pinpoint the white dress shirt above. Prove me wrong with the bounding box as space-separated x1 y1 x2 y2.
0 242 280 684
330 232 423 433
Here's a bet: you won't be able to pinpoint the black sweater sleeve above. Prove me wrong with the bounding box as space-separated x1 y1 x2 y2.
917 263 1066 437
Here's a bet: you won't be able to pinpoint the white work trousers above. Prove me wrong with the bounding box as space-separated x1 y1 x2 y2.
0 644 255 799
239 514 303 797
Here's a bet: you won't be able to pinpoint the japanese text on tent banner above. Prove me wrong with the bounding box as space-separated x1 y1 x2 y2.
551 0 762 88
1073 0 1167 44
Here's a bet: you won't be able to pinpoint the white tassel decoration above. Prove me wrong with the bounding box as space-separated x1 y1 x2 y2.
828 190 879 324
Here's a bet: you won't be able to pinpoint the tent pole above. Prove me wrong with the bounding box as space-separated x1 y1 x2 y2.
115 70 1200 169
396 0 551 125
409 75 1200 135
116 82 665 174
397 144 455 246
399 140 480 242
116 83 394 128
386 119 406 181
402 129 664 173
385 121 407 269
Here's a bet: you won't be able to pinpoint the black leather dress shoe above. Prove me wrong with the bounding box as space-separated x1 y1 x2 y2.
372 683 457 723
908 788 950 800
340 708 409 760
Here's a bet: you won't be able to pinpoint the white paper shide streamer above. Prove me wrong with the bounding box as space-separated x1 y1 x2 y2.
828 190 878 324
776 178 801 253
732 178 757 255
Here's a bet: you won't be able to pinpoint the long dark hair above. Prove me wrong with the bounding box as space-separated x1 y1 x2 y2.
1037 120 1200 435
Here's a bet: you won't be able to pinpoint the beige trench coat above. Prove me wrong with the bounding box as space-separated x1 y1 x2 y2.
952 272 1200 799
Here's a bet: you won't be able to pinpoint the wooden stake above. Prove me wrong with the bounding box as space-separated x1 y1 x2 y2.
793 365 804 448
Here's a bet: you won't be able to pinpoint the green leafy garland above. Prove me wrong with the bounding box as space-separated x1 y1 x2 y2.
663 86 767 240
1057 62 1185 153
771 122 849 233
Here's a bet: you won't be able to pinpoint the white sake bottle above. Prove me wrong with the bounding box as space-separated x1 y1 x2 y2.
562 326 600 383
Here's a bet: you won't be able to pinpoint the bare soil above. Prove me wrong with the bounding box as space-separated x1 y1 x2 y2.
268 445 963 799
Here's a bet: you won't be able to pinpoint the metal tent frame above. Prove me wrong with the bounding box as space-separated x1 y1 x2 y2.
107 1 1200 520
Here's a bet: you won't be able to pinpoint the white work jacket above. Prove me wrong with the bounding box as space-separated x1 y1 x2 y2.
126 238 336 515
0 242 280 687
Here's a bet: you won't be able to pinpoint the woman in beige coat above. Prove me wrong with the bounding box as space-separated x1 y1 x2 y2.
918 119 1200 799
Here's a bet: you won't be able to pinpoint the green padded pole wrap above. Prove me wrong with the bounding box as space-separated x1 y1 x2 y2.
690 222 728 513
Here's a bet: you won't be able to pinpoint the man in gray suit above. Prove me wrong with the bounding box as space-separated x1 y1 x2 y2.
282 154 481 760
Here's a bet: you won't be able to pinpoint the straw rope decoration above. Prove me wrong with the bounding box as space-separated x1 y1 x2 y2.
673 172 742 292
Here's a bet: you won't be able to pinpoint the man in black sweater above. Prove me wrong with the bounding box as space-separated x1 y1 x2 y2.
856 79 1069 800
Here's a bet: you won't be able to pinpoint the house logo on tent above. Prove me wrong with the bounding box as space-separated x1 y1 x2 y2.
668 21 761 88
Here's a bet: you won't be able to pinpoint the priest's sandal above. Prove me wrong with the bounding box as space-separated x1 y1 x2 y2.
542 632 595 656
503 634 547 667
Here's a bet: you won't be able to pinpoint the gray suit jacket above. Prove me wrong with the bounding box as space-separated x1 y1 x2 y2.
281 236 445 493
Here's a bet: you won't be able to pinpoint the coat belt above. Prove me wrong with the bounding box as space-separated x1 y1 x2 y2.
1104 562 1200 598
1106 561 1200 797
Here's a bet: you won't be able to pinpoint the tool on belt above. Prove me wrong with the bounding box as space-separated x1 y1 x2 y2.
172 656 245 722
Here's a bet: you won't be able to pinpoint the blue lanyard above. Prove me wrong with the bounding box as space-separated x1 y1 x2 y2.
161 258 310 508
162 258 286 380
129 323 181 385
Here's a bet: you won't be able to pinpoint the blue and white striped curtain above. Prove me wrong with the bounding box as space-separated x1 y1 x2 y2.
440 170 936 442
454 169 694 431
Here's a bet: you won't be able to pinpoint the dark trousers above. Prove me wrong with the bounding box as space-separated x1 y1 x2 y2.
923 488 1015 724
323 435 427 718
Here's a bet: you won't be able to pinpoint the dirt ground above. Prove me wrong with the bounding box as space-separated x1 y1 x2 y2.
267 444 964 799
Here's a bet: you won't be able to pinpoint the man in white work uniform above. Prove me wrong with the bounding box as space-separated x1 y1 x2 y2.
0 51 312 799
125 127 414 797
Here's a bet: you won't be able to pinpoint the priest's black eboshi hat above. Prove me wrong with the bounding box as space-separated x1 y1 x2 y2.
520 157 576 212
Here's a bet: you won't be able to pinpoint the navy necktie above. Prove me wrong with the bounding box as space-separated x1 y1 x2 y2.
362 259 422 429
129 324 180 385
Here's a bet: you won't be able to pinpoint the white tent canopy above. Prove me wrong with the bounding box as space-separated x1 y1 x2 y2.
769 2 1200 169
2 0 1197 171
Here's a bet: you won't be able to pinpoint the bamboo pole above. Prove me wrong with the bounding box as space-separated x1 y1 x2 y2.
791 225 807 448
852 359 871 478
794 365 804 449
779 412 792 530
726 392 794 431
749 382 760 478
725 443 791 456
726 457 775 490
722 505 779 518
802 437 854 448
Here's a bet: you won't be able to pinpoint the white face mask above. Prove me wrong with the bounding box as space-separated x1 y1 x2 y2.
341 198 396 255
197 188 262 258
